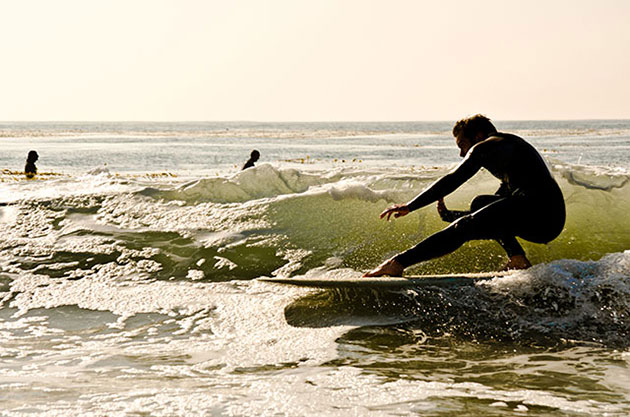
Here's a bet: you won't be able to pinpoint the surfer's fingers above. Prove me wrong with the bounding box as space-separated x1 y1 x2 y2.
380 206 394 220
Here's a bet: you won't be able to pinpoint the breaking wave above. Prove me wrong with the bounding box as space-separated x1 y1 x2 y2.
1 161 629 347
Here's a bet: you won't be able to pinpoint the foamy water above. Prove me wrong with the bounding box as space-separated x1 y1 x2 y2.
1 121 629 416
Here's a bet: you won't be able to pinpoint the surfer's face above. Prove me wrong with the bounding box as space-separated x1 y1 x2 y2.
455 134 473 157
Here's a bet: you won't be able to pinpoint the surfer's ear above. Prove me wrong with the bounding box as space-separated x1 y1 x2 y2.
474 131 487 143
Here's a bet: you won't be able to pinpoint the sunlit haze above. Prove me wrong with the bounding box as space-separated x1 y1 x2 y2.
2 0 629 121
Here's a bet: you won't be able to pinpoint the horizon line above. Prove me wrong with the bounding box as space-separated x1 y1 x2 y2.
2 118 630 124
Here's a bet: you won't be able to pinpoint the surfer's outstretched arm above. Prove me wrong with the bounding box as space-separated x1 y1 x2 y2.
406 154 481 212
379 154 481 222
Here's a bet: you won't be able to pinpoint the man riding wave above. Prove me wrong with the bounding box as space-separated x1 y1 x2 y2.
364 114 565 277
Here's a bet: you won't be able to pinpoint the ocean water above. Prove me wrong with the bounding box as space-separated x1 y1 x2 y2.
1 120 629 416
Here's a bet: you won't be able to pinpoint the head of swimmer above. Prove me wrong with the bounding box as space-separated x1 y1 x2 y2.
250 150 260 162
27 150 39 163
452 114 497 157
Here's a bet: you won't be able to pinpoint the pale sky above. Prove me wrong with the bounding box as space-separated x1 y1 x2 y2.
1 0 629 121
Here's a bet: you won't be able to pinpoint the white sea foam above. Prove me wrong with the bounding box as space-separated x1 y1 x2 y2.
1 364 621 416
157 163 342 203
4 270 348 369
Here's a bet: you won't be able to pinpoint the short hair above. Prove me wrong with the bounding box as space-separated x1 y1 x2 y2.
27 150 39 162
452 114 497 139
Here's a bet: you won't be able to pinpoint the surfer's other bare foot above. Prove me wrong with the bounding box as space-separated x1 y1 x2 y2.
363 259 404 277
502 255 532 271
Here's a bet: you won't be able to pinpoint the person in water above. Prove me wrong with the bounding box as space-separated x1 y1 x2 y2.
364 114 565 277
242 150 260 170
25 150 39 179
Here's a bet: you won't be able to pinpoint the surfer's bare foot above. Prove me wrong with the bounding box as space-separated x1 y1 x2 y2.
502 255 532 270
363 259 404 277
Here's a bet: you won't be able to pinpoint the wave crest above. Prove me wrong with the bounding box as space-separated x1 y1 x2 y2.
147 164 340 203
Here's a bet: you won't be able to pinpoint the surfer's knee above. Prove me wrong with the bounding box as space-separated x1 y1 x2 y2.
470 196 488 212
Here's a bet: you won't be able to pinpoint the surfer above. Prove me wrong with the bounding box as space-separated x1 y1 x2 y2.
242 150 260 170
25 150 39 179
364 114 565 277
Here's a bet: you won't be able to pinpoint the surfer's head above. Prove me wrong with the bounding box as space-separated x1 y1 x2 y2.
453 115 497 157
27 150 39 163
250 150 260 161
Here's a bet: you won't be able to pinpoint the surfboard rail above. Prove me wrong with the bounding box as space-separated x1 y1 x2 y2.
260 272 509 289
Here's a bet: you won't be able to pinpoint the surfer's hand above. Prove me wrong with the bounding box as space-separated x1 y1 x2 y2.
437 198 452 222
379 204 410 221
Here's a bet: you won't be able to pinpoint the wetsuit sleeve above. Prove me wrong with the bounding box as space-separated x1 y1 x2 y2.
407 148 481 211
406 151 482 212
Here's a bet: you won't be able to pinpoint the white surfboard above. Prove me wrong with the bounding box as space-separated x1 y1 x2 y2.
260 272 509 289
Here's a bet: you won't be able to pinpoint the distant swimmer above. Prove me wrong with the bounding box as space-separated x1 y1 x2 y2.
242 150 260 170
364 114 565 277
25 150 39 179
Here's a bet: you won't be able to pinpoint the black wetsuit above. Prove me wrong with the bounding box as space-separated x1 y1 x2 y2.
242 160 256 170
25 162 37 179
393 132 565 267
